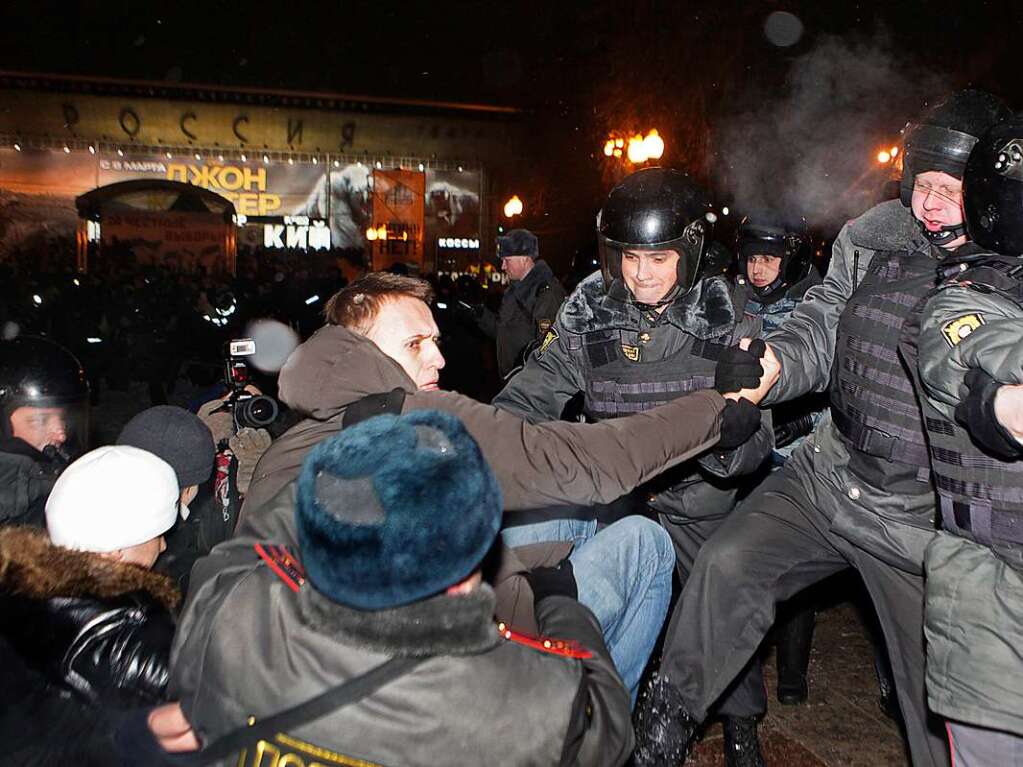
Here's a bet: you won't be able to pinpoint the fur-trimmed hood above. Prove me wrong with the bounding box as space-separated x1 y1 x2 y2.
559 270 736 338
0 526 180 612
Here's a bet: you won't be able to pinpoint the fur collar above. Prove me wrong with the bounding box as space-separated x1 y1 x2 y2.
0 526 180 612
847 199 926 253
297 582 502 658
559 270 736 339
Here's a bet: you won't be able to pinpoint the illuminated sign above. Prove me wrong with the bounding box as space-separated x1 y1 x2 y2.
438 237 480 249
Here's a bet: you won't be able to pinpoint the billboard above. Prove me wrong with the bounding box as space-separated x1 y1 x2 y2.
100 210 231 275
368 169 426 271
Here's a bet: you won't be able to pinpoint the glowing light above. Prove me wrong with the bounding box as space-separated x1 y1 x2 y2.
375 160 382 169
194 152 201 160
504 195 524 218
32 294 42 305
305 295 320 305
117 148 124 157
877 150 891 164
288 157 294 165
334 160 341 167
262 154 270 164
457 165 464 172
240 153 247 162
377 225 387 240
722 206 730 216
890 146 900 157
311 156 318 164
603 139 615 157
12 142 21 151
436 302 448 309
627 134 648 163
418 162 425 171
165 151 172 159
613 148 622 158
642 130 664 160
72 278 80 286
88 145 96 154
86 337 102 344
63 145 71 154
615 138 624 148
365 227 377 241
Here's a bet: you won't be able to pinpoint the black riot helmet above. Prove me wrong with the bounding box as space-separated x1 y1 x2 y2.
0 335 89 456
963 114 1023 256
596 167 713 302
736 214 811 302
900 90 1012 246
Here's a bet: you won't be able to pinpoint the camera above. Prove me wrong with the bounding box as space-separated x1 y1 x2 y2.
222 338 279 431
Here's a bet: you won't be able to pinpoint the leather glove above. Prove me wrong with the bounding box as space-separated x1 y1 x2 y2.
718 398 762 449
228 427 273 496
715 339 767 394
955 369 1023 459
523 559 577 603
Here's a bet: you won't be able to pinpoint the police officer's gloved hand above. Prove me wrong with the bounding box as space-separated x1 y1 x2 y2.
715 340 767 394
524 559 577 603
718 398 762 449
955 369 1023 459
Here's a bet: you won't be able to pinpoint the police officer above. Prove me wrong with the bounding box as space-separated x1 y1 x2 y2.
478 228 567 378
494 167 773 766
0 335 89 527
631 91 1011 767
734 214 825 706
904 113 1023 766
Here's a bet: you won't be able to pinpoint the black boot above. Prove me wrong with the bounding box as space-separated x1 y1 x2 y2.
775 604 815 705
722 716 766 767
633 675 700 767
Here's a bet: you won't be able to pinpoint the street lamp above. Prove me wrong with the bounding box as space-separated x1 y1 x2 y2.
604 130 665 165
504 195 523 218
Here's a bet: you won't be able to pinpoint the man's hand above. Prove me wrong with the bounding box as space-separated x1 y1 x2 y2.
955 369 1023 459
721 338 781 405
148 702 200 753
717 398 762 449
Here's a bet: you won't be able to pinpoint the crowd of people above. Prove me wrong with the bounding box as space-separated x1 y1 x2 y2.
1 87 1022 767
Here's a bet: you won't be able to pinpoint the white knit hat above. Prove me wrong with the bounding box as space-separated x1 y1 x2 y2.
46 445 179 553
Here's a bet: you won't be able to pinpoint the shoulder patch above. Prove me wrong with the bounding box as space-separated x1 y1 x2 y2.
537 318 552 335
497 621 593 659
622 344 641 362
255 543 306 593
537 327 559 357
941 313 985 347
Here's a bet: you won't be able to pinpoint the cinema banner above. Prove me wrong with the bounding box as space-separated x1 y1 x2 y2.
0 147 98 261
424 169 481 243
369 169 425 271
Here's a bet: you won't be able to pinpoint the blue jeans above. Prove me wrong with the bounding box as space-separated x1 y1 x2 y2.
501 515 675 704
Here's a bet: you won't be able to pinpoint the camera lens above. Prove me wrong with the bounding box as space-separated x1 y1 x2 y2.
236 395 279 428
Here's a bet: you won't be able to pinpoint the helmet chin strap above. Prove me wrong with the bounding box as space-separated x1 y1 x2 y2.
917 218 967 246
631 283 683 313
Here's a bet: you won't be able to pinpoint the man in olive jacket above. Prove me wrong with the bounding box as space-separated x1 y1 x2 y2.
170 410 634 766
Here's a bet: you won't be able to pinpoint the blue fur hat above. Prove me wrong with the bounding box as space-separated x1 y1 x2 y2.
296 410 503 610
497 228 539 259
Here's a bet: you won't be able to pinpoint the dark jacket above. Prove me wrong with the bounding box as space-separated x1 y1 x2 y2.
170 538 633 767
0 437 62 528
480 259 567 376
0 526 180 764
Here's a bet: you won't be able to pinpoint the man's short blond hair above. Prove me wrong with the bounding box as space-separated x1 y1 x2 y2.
323 272 434 334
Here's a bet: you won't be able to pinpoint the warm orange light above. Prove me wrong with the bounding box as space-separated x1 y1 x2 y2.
615 138 624 148
504 195 524 218
365 227 377 241
603 140 615 157
877 150 891 164
627 134 648 163
890 146 899 157
377 225 388 241
613 148 622 158
643 130 664 160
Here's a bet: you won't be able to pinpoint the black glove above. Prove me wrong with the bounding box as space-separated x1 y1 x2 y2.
718 398 762 449
714 339 767 394
954 369 1023 459
523 559 577 603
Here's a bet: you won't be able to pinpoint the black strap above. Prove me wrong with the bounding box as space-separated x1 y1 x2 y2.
831 409 930 466
342 388 407 429
198 656 427 764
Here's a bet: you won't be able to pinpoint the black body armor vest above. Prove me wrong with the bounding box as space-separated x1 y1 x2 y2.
913 256 1023 571
830 250 938 468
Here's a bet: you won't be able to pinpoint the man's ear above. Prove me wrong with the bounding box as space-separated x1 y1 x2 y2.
98 549 125 562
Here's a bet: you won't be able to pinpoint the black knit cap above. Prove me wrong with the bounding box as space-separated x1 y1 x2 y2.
117 405 215 488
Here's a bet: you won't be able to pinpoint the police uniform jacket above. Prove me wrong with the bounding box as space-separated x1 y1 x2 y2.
761 199 947 574
0 437 61 527
169 531 634 767
909 261 1023 736
479 259 567 377
493 271 773 523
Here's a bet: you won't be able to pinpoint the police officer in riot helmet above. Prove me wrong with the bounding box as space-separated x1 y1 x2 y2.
736 215 817 311
0 335 89 527
632 90 1012 767
495 167 774 767
900 111 1023 766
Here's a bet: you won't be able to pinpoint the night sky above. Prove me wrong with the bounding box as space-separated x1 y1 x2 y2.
2 0 1020 263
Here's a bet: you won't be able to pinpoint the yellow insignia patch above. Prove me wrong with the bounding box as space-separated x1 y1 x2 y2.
942 313 985 347
538 328 559 356
622 344 641 361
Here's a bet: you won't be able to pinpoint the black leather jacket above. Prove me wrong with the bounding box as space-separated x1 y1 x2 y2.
0 526 179 708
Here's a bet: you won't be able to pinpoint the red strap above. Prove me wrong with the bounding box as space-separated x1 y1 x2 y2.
255 543 306 593
496 621 593 659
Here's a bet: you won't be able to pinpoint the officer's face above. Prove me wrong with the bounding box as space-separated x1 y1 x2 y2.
911 170 967 249
621 249 680 304
500 255 534 282
747 255 782 288
8 406 67 452
365 296 446 391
